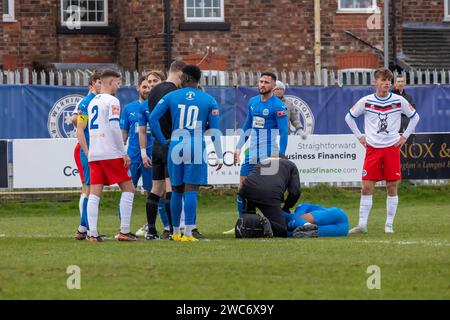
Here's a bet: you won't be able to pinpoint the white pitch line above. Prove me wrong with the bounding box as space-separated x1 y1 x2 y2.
0 235 449 247
352 239 450 247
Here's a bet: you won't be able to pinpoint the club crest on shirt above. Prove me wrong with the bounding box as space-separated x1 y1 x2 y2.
186 91 195 101
47 94 84 138
263 108 269 116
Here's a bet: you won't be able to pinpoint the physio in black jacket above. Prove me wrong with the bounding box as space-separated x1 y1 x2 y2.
239 157 301 237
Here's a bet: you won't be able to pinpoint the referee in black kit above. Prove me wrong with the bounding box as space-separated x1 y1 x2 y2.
239 157 301 237
141 60 185 240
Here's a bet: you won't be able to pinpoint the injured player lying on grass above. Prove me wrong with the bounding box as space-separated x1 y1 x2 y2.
235 203 350 238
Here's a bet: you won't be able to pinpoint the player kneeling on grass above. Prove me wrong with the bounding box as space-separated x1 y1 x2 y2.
86 69 136 242
236 157 301 238
284 203 349 238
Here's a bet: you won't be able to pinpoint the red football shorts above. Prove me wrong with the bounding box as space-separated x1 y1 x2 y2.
89 158 131 186
73 143 84 183
362 145 402 181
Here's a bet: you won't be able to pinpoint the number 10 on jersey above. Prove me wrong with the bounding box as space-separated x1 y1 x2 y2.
178 104 199 130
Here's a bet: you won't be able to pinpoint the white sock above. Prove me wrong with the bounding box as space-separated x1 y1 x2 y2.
173 227 181 235
79 193 87 218
386 196 399 226
164 226 170 231
119 192 134 234
78 226 87 233
87 194 100 238
359 195 373 228
185 225 195 237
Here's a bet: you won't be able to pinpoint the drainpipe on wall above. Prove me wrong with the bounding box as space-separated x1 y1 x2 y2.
314 0 321 84
391 0 397 68
163 0 173 70
384 0 389 68
135 38 139 71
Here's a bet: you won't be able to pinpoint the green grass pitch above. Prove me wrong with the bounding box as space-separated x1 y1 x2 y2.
0 183 449 299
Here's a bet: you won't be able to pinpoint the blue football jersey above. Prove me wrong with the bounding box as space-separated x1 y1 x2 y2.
120 100 143 164
151 87 221 147
237 95 288 160
77 92 96 148
137 99 153 155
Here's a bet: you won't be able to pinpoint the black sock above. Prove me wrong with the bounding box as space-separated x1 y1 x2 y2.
146 192 160 228
165 192 173 232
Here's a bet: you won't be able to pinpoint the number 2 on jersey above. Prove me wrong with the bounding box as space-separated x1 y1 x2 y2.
178 104 199 129
90 105 99 130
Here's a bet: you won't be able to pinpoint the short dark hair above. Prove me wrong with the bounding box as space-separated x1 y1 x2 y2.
182 64 202 84
100 69 121 80
88 69 102 85
138 75 148 86
260 72 277 81
169 60 187 73
374 68 393 81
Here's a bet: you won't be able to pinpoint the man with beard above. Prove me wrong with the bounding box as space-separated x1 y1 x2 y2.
225 73 288 233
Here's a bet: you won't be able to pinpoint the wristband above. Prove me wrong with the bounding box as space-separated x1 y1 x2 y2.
140 148 147 158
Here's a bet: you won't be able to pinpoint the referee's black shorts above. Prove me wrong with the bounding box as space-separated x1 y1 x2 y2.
152 141 169 181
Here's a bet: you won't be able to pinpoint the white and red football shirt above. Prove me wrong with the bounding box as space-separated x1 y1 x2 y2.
349 93 417 148
87 93 126 161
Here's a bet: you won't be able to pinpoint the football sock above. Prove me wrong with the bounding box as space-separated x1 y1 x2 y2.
386 196 399 226
358 195 373 228
165 192 173 229
79 193 86 218
237 194 244 218
184 191 198 237
157 199 170 229
146 192 160 226
119 192 134 234
171 191 183 229
81 195 89 229
87 194 100 238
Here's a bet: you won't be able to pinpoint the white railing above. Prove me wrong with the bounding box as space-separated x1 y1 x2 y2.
1 68 450 87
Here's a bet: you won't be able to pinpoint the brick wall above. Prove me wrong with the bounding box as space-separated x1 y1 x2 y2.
1 0 447 72
115 0 166 72
402 0 445 22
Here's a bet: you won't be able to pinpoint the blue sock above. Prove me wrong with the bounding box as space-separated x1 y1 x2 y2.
184 191 198 227
318 222 349 237
158 199 170 228
81 196 89 230
171 191 183 228
237 194 244 218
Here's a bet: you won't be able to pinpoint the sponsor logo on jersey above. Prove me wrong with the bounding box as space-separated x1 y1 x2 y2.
48 95 84 138
112 105 120 116
283 95 315 136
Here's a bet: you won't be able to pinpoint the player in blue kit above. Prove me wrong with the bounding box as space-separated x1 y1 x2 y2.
120 76 153 191
134 71 172 238
74 70 102 240
284 203 349 238
149 65 223 242
225 72 289 234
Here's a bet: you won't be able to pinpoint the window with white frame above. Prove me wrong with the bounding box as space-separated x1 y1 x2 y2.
445 0 450 21
3 0 15 22
338 0 378 13
60 0 108 27
185 0 224 22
